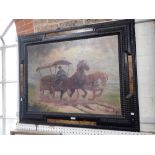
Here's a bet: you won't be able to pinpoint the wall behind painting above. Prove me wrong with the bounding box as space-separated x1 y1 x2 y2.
135 20 155 132
14 19 155 133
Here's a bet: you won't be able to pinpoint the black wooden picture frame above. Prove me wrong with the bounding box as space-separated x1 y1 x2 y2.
19 19 140 132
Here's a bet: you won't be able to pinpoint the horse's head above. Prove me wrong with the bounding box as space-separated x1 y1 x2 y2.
77 60 89 72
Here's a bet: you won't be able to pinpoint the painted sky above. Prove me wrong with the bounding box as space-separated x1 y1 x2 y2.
28 35 120 84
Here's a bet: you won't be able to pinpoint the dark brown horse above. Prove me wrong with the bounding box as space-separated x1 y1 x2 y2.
59 60 90 99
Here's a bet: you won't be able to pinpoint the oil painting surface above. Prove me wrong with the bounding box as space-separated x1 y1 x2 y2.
28 35 121 115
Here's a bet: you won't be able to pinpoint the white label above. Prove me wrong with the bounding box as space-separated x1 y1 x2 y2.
70 117 76 120
131 112 135 116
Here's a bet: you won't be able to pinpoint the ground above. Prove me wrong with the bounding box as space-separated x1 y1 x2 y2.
28 83 121 116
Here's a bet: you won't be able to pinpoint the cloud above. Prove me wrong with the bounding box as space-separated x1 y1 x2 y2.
27 35 120 84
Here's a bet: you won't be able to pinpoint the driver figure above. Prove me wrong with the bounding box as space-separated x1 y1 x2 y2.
55 66 67 88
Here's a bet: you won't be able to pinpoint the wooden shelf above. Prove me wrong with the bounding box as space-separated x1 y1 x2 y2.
10 129 62 135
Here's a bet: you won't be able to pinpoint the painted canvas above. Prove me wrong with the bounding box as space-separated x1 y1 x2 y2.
27 35 121 116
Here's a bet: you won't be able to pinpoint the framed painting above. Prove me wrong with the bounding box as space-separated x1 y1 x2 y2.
19 19 140 131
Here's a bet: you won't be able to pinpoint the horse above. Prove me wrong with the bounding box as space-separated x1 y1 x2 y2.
87 71 108 87
59 60 90 99
76 71 108 100
87 71 108 100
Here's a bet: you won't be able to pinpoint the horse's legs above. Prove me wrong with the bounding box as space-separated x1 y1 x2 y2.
96 88 104 97
60 90 64 100
66 89 70 96
76 89 79 99
50 87 55 98
81 88 87 98
88 88 104 100
70 89 75 97
88 89 96 100
53 91 55 97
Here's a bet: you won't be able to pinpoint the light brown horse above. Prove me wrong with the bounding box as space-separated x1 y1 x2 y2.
76 71 108 100
87 71 108 85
